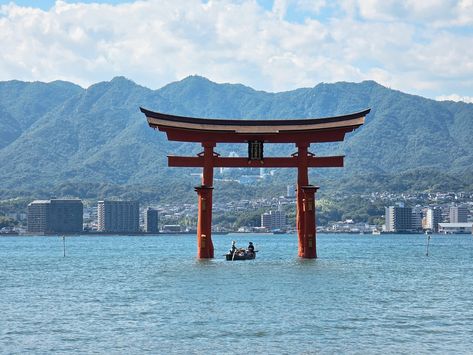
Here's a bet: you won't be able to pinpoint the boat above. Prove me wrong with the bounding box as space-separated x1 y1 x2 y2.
225 248 256 261
272 229 286 234
372 229 381 235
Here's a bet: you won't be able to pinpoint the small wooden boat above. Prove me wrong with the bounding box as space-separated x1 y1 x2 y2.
225 248 256 261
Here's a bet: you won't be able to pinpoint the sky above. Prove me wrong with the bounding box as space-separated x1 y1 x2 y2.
0 0 472 102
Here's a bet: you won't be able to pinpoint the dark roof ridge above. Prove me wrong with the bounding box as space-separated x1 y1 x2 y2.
140 107 371 127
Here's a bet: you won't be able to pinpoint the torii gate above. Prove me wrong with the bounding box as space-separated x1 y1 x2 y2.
141 107 369 259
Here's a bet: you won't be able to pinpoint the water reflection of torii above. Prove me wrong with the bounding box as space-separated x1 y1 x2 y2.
141 107 369 259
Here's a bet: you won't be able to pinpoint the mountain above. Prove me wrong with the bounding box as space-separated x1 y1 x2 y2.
0 76 472 200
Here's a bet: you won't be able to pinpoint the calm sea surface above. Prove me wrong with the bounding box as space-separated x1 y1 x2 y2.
1 233 473 354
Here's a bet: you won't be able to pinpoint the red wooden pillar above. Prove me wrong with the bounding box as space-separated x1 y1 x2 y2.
296 143 309 257
195 185 214 258
301 185 319 258
195 142 215 258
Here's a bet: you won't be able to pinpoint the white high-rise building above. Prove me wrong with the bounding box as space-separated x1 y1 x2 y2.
425 207 442 232
261 209 287 231
27 199 83 233
449 206 468 223
261 212 272 230
385 206 412 232
98 200 139 233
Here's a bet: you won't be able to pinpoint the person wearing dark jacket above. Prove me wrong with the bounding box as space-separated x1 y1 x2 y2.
230 240 237 254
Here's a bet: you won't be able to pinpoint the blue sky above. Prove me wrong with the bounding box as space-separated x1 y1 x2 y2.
0 0 129 8
0 0 315 21
0 0 472 102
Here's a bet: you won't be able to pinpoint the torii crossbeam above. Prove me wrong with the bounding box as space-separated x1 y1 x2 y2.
141 107 369 259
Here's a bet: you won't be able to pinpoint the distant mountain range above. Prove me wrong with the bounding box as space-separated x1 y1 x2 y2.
1 76 472 200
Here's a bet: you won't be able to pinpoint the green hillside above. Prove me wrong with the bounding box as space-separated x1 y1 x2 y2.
0 76 472 201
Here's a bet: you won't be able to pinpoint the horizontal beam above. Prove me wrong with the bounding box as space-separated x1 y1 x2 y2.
168 155 344 168
163 128 349 143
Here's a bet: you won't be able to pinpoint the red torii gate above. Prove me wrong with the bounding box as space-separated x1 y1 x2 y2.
141 107 369 259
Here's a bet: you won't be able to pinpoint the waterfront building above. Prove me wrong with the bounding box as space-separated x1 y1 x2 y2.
438 222 473 234
162 224 181 233
27 199 83 233
425 207 442 232
411 207 423 232
384 206 412 232
27 200 49 233
328 220 372 233
261 212 272 230
97 200 139 233
261 208 286 231
449 206 468 223
145 207 159 233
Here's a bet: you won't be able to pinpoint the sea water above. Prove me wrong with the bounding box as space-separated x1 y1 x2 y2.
1 233 473 354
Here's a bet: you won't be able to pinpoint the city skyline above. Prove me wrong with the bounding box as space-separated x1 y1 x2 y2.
4 190 471 235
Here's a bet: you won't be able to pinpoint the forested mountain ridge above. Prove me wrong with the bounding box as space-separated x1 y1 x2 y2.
0 76 472 200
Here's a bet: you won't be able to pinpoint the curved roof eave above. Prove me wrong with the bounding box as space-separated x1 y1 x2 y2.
140 107 370 128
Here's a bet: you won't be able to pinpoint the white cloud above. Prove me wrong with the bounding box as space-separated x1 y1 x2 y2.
436 94 473 103
277 0 327 16
0 0 472 99
355 0 473 27
272 0 288 20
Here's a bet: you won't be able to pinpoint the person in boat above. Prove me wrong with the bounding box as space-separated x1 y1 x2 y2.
247 241 255 255
230 240 237 255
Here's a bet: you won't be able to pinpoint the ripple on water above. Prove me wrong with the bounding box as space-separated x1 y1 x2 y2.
1 234 473 353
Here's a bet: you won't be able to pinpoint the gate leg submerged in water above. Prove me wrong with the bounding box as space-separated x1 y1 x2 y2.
296 143 319 259
195 142 215 259
302 185 318 258
195 185 214 259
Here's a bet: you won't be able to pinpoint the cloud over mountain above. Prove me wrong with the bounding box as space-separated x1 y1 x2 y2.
0 0 472 101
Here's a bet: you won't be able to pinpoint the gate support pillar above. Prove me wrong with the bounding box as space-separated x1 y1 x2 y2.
296 143 309 257
195 185 214 258
301 185 319 259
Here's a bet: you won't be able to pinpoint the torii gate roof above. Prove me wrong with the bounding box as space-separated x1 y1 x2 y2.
141 107 369 143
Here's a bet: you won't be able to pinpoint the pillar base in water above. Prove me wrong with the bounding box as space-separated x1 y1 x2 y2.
299 185 319 259
195 185 214 259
